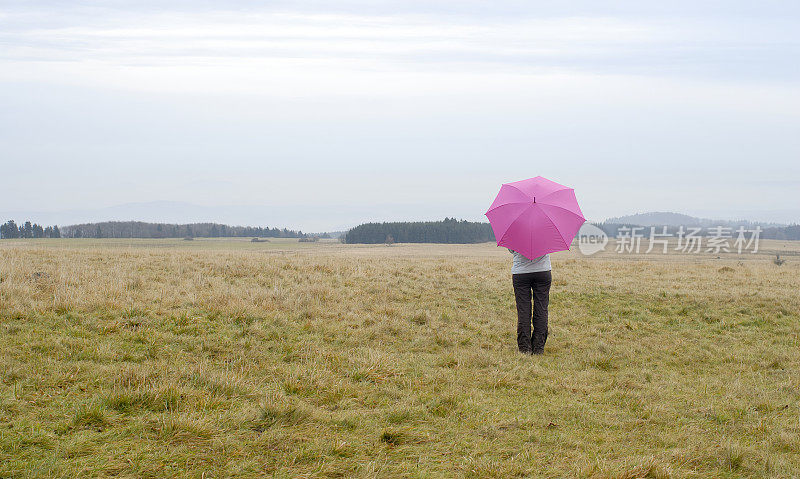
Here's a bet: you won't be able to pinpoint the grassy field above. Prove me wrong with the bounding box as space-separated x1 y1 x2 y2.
1 238 798 478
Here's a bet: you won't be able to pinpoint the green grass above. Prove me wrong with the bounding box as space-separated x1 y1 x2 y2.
0 240 798 477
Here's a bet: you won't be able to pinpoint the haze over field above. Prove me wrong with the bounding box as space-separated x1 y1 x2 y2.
3 3 800 476
2 1 799 230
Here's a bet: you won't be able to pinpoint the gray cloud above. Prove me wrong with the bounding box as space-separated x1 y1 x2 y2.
1 1 799 229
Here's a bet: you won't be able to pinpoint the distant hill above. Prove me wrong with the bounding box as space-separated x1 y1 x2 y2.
316 231 346 239
604 212 786 228
597 212 798 240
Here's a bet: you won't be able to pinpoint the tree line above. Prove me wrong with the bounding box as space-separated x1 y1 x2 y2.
61 221 306 239
344 218 495 244
761 224 800 241
0 220 61 238
1 220 305 239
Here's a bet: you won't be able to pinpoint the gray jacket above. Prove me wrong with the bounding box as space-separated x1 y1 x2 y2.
509 249 551 274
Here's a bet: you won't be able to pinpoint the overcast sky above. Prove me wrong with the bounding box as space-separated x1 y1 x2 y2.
1 1 799 230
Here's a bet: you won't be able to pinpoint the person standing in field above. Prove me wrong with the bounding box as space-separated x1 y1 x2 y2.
509 249 551 355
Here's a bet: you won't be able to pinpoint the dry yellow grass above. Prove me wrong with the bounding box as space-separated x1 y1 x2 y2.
1 238 798 477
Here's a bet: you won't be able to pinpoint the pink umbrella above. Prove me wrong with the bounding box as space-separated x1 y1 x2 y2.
485 176 586 260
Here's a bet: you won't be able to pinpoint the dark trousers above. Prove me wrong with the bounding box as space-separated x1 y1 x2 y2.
512 271 552 353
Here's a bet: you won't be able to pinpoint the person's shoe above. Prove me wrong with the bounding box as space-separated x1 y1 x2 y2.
532 334 547 354
519 349 533 355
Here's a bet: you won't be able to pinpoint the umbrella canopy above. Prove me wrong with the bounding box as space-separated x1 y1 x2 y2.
485 176 585 260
